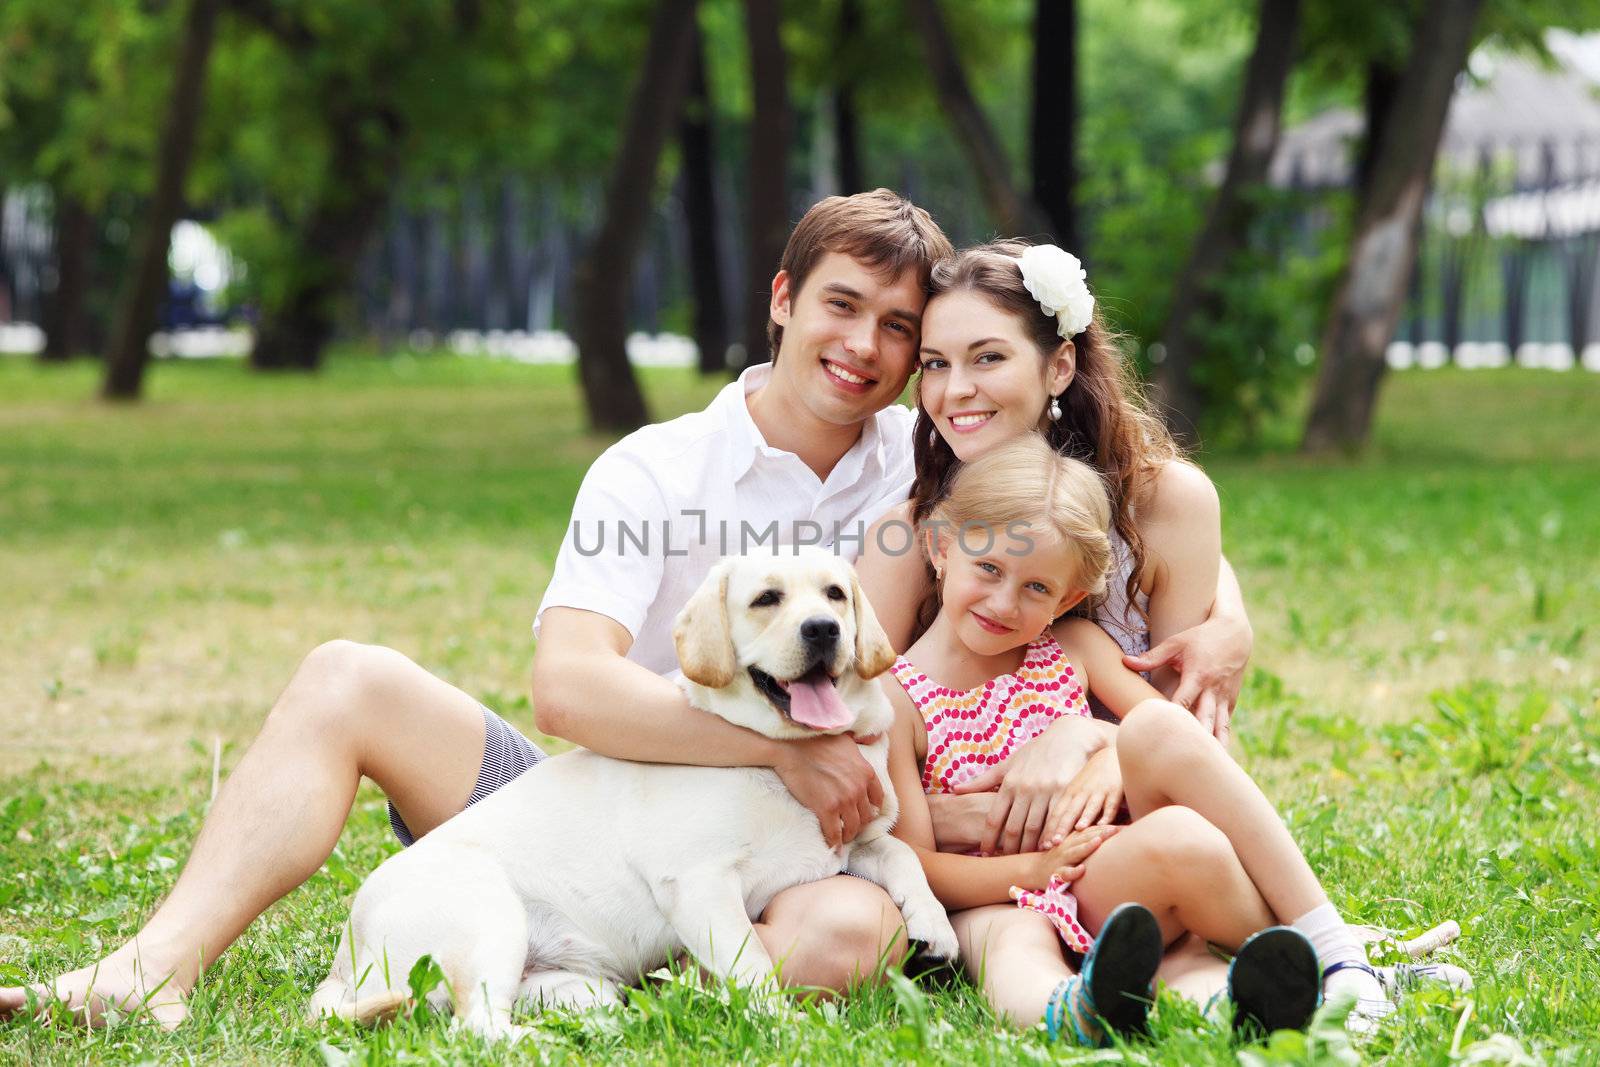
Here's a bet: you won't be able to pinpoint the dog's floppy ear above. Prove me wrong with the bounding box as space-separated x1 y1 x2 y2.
674 561 737 688
849 570 897 679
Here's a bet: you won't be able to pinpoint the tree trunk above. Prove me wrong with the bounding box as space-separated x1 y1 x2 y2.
1566 237 1597 355
834 0 864 195
1302 0 1485 453
571 0 699 431
681 19 730 375
1356 60 1402 202
250 104 403 370
501 177 533 333
906 0 1043 235
1030 0 1078 251
0 181 10 323
101 0 221 399
741 0 790 370
42 193 93 362
1153 0 1302 444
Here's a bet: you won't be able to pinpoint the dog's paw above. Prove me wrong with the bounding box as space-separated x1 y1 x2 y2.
501 1022 538 1043
902 896 959 960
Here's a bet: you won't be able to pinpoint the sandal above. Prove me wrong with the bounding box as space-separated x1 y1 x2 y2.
1227 926 1321 1035
1044 902 1163 1045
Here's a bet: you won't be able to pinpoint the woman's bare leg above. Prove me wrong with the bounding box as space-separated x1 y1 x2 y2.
755 875 909 993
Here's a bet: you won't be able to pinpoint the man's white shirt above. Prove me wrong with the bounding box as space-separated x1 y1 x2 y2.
534 363 917 676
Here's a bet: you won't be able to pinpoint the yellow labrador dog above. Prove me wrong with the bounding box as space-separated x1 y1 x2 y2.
310 549 956 1039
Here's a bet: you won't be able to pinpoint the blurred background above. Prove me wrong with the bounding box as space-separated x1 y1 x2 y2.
2 0 1597 449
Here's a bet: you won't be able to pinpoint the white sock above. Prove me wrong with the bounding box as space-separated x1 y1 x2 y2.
1292 903 1390 1007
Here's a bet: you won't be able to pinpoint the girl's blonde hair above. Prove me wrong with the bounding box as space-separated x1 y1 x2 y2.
926 434 1113 616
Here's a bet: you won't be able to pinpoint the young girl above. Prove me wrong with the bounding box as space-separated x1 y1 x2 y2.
883 435 1395 1042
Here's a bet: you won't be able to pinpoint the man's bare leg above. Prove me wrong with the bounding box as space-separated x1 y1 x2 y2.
0 640 493 1028
754 875 909 994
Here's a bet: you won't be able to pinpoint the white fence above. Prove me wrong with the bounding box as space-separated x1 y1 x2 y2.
0 324 704 367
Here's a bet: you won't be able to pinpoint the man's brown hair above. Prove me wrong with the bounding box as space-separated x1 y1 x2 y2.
768 188 953 359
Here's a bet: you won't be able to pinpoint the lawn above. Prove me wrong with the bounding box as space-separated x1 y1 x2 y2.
1 353 1596 1064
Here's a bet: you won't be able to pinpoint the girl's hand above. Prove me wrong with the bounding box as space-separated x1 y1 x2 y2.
1029 824 1118 887
952 717 1105 856
1041 747 1123 847
1123 613 1250 743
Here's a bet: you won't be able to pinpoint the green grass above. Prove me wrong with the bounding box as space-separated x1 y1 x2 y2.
1 353 1597 1063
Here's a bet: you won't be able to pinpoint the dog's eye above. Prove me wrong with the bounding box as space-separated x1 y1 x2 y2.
751 589 782 607
825 584 847 602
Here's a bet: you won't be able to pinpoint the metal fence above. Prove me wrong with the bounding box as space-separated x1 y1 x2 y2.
1273 54 1600 372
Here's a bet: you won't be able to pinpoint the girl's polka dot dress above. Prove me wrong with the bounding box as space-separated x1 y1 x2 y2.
890 633 1096 952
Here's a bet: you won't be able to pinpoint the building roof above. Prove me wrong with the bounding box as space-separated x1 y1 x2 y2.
1272 32 1600 190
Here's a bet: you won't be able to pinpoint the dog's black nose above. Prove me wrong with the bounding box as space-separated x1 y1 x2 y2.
800 617 840 650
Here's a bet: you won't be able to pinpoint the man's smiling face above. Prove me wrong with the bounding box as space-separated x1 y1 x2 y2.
767 251 925 428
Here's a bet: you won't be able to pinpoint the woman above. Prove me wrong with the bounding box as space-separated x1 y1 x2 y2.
858 240 1248 859
856 241 1398 1029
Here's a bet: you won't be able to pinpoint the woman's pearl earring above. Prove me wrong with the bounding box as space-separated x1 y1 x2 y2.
1048 394 1062 421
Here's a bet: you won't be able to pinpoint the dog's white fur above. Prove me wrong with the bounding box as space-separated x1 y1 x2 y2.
310 550 956 1039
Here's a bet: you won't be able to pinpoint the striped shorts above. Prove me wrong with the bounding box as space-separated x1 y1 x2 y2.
387 705 547 847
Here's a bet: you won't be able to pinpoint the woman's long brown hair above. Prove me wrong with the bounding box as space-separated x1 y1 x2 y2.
907 240 1180 640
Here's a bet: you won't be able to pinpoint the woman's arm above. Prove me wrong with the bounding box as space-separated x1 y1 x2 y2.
949 715 1118 855
1123 460 1252 739
1139 460 1221 653
855 500 932 654
1054 617 1166 719
925 793 996 854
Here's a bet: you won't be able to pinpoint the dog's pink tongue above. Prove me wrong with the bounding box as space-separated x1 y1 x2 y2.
787 674 854 730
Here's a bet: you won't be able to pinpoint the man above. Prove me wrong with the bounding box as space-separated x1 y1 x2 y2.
0 189 954 1027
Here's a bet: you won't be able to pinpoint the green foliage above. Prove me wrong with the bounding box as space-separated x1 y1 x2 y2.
1073 0 1340 445
1185 189 1349 447
7 0 1600 385
194 0 639 324
0 0 173 204
1076 0 1247 322
0 0 183 346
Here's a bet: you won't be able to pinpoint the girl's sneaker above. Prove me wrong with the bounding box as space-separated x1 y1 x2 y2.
1377 961 1474 995
1044 902 1164 1046
1323 961 1397 1035
1226 926 1322 1035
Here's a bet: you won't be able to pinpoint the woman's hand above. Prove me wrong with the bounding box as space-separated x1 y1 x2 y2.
1124 612 1250 744
952 717 1110 856
1028 824 1119 887
925 792 996 853
1040 747 1123 847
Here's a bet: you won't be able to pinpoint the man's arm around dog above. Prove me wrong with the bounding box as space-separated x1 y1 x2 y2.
532 608 883 846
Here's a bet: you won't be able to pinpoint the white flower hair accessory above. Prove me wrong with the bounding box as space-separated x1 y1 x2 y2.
1014 244 1094 339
